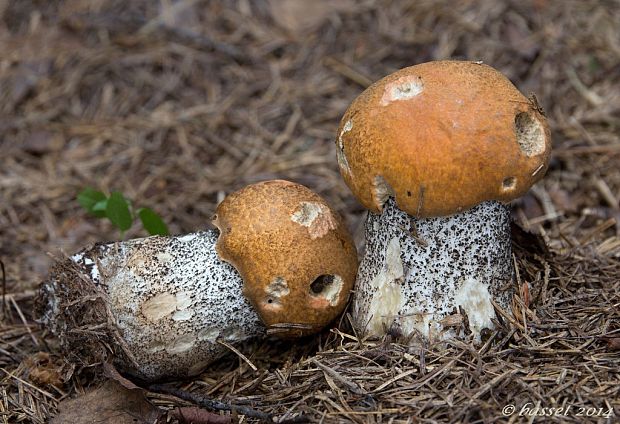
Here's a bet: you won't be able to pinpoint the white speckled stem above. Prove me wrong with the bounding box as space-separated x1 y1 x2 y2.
41 230 264 381
353 198 514 343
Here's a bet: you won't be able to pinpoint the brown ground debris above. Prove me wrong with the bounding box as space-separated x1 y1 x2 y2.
1 1 619 422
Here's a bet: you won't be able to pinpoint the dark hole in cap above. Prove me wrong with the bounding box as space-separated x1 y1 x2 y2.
310 275 334 294
502 176 517 191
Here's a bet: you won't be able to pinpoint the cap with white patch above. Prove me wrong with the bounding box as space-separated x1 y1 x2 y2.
213 180 358 337
336 60 552 217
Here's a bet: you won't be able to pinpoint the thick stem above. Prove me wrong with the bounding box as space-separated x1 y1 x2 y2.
39 230 264 381
352 198 514 343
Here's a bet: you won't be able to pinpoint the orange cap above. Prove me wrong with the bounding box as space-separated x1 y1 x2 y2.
336 60 551 217
213 180 358 337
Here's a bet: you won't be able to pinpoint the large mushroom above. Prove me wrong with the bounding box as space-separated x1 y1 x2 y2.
38 180 357 380
335 61 551 342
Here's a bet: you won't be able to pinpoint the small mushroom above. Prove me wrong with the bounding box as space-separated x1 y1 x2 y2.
38 180 357 380
335 61 551 342
213 179 358 337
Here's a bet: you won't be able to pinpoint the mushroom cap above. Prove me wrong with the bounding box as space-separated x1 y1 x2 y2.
336 60 552 217
213 180 358 337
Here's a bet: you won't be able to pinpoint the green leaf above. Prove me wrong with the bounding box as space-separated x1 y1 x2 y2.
138 208 169 236
92 199 108 211
106 192 133 232
78 188 107 218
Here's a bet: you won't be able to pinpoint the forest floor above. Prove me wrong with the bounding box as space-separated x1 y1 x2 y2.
1 1 619 422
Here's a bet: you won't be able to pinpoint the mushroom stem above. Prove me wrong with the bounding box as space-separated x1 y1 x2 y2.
38 230 265 381
353 198 514 342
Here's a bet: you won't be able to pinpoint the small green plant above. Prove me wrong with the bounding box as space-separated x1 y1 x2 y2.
78 188 169 238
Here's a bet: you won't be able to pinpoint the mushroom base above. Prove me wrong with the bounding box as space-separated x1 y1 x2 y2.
353 198 514 343
37 230 265 381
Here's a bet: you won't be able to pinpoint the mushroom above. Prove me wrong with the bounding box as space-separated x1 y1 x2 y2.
38 180 357 380
335 61 551 342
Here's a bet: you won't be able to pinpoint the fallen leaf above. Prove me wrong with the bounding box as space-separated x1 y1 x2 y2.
521 282 530 308
548 187 578 213
51 380 163 424
604 337 620 351
29 367 63 388
103 362 141 390
171 407 231 424
25 352 70 388
269 0 354 34
517 192 544 221
23 130 63 154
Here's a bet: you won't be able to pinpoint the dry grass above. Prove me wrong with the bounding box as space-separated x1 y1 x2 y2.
0 0 619 422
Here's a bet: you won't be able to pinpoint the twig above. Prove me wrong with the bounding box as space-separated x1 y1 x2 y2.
578 218 617 245
566 68 603 107
217 340 258 372
594 178 619 209
311 358 365 395
553 144 620 156
148 384 275 422
1 290 36 302
1 258 5 318
9 297 39 346
323 57 373 88
416 185 426 217
1 368 56 400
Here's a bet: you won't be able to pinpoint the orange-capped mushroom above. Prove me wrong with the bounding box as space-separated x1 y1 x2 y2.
38 180 358 381
337 61 551 342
